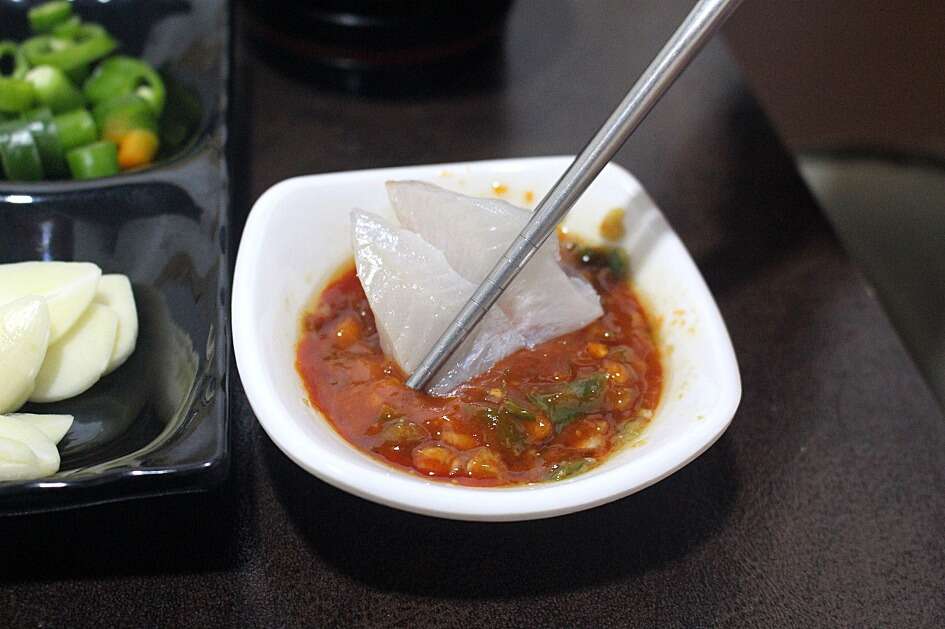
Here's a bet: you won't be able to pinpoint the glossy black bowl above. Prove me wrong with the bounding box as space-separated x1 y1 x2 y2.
0 0 230 514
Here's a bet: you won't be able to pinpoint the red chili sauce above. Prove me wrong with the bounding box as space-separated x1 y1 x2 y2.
296 238 662 486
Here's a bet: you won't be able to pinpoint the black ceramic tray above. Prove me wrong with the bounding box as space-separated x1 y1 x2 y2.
0 0 230 514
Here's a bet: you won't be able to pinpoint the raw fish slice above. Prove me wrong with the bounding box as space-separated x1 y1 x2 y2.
352 210 525 396
386 180 603 347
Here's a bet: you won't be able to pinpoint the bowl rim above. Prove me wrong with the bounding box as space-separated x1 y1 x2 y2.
233 156 741 521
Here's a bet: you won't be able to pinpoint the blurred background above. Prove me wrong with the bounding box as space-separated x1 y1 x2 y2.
725 1 944 153
724 0 945 405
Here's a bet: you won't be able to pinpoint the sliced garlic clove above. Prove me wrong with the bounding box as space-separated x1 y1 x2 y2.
0 436 38 464
0 415 60 478
0 437 43 481
0 296 51 414
93 274 138 375
4 413 74 444
0 261 101 343
30 304 118 403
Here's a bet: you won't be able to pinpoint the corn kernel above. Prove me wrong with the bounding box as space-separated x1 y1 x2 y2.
600 207 626 240
603 359 629 383
333 317 361 349
522 413 553 442
440 428 478 450
586 342 609 359
464 447 504 479
412 445 456 476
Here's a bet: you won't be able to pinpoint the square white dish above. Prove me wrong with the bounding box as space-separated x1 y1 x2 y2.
232 156 740 521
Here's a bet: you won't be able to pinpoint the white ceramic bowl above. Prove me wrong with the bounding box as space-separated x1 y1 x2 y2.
233 157 741 521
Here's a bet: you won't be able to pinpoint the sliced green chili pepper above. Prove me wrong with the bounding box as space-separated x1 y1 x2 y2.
67 24 119 66
20 35 69 67
24 65 84 114
0 41 30 80
0 43 36 112
28 1 74 34
94 93 158 142
0 126 45 180
51 16 83 38
21 25 117 72
0 78 36 113
53 108 97 152
84 56 166 115
21 107 68 177
66 140 118 179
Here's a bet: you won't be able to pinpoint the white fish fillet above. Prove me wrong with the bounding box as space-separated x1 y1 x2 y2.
352 210 525 396
386 180 603 347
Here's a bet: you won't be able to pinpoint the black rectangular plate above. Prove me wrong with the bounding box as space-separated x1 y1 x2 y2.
0 0 230 515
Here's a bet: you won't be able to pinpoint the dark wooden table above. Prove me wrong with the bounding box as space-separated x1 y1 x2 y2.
4 1 944 627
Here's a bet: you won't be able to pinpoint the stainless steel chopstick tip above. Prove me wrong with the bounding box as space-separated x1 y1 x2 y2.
406 0 742 393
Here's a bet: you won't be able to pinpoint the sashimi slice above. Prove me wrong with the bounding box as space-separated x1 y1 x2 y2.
0 296 50 414
0 261 101 343
386 180 603 347
352 210 525 396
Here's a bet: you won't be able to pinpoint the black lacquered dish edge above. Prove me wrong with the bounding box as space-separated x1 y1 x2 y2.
0 0 232 515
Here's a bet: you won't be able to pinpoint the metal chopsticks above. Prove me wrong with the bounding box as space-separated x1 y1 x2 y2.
406 0 743 392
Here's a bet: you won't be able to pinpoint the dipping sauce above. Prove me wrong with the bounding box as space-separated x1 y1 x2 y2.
296 238 662 486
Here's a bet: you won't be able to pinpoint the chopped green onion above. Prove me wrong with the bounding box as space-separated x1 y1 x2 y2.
24 65 84 113
529 373 607 431
84 56 166 115
66 140 118 179
576 244 631 280
501 399 535 421
51 16 83 39
0 78 36 113
21 35 72 67
0 41 30 80
20 107 68 177
0 126 45 180
22 25 117 72
477 406 527 454
28 1 74 34
53 108 97 152
93 93 158 142
546 458 596 481
1 3 194 180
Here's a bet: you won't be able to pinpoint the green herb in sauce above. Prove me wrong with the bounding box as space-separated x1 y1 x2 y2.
577 245 630 280
478 407 527 454
530 372 607 431
377 417 427 445
547 457 597 481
